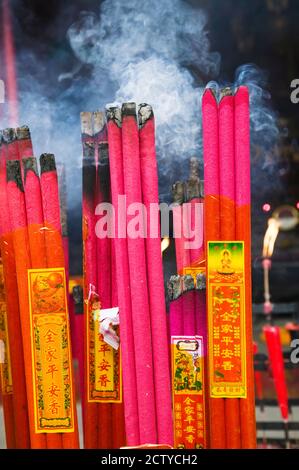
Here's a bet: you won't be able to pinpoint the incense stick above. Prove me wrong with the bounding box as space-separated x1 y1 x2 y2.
138 103 173 446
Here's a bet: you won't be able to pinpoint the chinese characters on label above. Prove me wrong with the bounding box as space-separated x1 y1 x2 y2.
87 291 122 402
28 268 75 432
207 242 247 398
0 264 13 395
171 336 206 449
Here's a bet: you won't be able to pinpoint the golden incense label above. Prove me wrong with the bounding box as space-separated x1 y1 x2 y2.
171 336 206 449
207 241 247 398
0 264 13 395
28 268 75 433
87 291 122 403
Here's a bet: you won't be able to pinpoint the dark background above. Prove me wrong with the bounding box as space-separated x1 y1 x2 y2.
4 0 299 304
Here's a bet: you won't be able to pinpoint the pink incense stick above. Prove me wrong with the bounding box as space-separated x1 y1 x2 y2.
81 112 98 448
121 102 157 444
202 88 225 448
106 106 139 446
138 104 173 446
219 89 241 449
234 86 256 449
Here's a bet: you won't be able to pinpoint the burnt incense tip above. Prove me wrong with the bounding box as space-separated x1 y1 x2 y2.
80 112 93 136
22 157 38 181
172 181 185 205
98 142 109 162
138 103 154 128
121 102 137 118
182 275 195 292
83 141 96 158
189 157 200 181
106 107 122 128
16 125 31 141
73 285 83 314
2 127 17 144
219 87 233 101
185 180 200 201
169 275 182 300
93 111 105 134
6 160 24 192
196 273 206 291
203 87 218 103
40 153 56 174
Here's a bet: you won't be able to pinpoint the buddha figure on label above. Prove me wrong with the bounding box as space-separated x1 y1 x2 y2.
218 248 235 275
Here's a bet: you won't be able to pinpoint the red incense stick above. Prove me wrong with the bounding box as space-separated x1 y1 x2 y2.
106 106 139 446
0 134 30 448
40 154 79 449
219 89 241 448
138 103 173 446
81 111 98 448
234 86 256 448
122 102 157 444
168 276 184 338
202 88 226 448
6 160 46 448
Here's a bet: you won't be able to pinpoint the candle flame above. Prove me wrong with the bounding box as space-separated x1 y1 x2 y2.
263 217 280 258
161 237 170 253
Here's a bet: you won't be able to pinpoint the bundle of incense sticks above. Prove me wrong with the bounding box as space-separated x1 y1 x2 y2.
0 129 30 448
167 273 208 448
0 127 79 448
81 111 126 449
202 86 256 448
105 103 173 446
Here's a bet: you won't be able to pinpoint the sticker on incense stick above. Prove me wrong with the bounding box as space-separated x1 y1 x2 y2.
207 241 247 398
27 268 75 433
171 336 207 449
0 264 13 395
87 289 122 403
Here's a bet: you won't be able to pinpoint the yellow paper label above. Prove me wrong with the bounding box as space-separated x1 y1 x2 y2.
171 336 207 449
182 266 205 283
28 268 75 433
87 291 122 403
0 264 13 395
207 242 247 398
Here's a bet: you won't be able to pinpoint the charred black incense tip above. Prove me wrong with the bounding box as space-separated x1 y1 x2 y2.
168 275 182 300
182 275 195 292
220 87 233 100
83 141 95 158
16 125 31 141
6 160 24 192
22 157 38 181
73 285 83 315
2 128 17 144
172 181 185 205
98 142 109 161
106 107 122 128
40 153 56 174
196 273 206 291
185 180 200 201
138 103 154 128
121 102 137 118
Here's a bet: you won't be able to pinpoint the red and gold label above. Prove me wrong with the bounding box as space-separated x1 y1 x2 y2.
171 336 206 449
28 268 75 433
0 263 13 395
207 242 247 398
87 291 122 402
